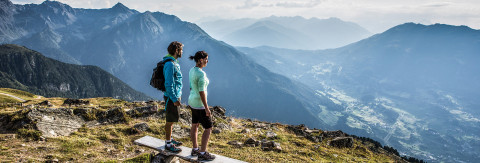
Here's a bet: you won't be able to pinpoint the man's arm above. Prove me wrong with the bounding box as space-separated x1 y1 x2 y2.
164 62 179 103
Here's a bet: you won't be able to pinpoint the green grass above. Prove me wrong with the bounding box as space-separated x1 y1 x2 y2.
59 136 99 154
17 128 42 141
0 95 21 103
0 88 36 100
124 153 151 163
0 91 405 162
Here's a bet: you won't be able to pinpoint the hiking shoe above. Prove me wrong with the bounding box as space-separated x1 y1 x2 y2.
191 148 200 156
198 152 216 161
171 138 183 146
165 144 182 153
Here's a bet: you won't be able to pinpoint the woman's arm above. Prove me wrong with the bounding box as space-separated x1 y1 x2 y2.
199 91 210 116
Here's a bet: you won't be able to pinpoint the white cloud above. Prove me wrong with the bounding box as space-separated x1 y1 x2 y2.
237 0 260 9
275 0 324 8
422 2 452 8
10 0 480 33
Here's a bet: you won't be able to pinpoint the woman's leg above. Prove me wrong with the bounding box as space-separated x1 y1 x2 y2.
200 127 212 152
191 123 200 148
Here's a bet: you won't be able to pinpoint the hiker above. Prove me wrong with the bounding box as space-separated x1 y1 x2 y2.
188 51 216 161
163 41 184 152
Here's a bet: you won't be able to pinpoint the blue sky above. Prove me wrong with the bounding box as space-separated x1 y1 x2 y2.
11 0 480 33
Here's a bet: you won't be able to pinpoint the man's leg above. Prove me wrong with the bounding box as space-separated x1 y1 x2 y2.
165 122 174 141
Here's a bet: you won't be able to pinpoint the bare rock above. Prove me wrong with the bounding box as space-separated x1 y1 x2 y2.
178 108 192 126
252 122 269 129
261 139 282 152
306 135 322 143
240 129 250 133
287 124 309 137
329 137 354 148
134 148 145 153
227 140 243 148
152 153 180 163
211 106 226 119
38 100 52 107
133 101 147 106
322 130 346 138
27 108 85 137
212 129 221 134
216 123 231 131
127 105 158 117
97 107 128 124
133 122 150 132
287 124 323 143
265 131 277 139
171 124 190 138
244 138 260 147
63 98 90 106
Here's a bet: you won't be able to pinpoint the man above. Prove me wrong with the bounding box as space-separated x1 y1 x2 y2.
163 41 183 152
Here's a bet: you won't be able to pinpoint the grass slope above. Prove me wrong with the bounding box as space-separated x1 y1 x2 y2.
0 88 405 162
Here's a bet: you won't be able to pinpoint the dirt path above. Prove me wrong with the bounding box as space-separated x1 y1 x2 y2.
0 92 26 102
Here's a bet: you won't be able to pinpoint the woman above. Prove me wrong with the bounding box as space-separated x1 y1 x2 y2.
188 51 215 161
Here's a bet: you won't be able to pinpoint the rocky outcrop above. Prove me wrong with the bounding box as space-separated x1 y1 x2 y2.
62 98 89 106
287 124 323 143
244 138 260 147
133 122 149 132
227 140 243 148
322 130 346 138
27 108 85 137
261 139 282 152
329 137 354 148
38 100 53 107
265 131 277 139
126 105 158 117
211 106 226 119
96 107 128 124
0 103 233 139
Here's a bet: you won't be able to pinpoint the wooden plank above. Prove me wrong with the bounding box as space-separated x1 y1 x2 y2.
134 135 247 163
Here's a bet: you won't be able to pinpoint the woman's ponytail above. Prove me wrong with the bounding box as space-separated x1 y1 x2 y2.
189 51 209 62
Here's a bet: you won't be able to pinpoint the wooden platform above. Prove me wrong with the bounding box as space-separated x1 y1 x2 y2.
134 135 247 163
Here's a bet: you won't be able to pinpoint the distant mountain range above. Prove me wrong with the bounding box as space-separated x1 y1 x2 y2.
237 23 480 163
199 16 372 50
0 44 151 101
0 0 331 127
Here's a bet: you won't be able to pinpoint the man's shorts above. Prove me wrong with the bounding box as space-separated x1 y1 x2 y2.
190 107 213 129
164 96 180 122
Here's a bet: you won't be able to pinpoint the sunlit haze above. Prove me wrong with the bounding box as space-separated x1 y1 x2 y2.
11 0 480 33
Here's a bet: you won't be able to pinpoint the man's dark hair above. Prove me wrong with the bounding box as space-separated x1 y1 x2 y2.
167 41 183 56
189 51 209 62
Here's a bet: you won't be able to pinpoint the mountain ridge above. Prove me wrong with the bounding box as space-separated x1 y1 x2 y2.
0 44 152 101
0 0 329 131
0 87 420 162
200 16 372 50
237 22 480 163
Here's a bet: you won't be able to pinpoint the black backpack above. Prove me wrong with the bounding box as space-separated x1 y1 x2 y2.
150 58 174 92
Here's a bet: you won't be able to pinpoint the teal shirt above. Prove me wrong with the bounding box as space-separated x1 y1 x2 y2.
163 54 182 102
188 67 209 108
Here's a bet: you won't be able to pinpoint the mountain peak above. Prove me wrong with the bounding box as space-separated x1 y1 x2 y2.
41 0 67 7
111 2 131 13
0 0 14 12
39 0 75 14
0 0 13 6
388 22 476 34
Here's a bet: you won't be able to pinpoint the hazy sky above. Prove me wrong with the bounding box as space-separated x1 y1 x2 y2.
11 0 480 33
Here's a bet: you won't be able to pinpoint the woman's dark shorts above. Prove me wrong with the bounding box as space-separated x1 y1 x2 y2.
190 107 213 129
164 96 180 122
